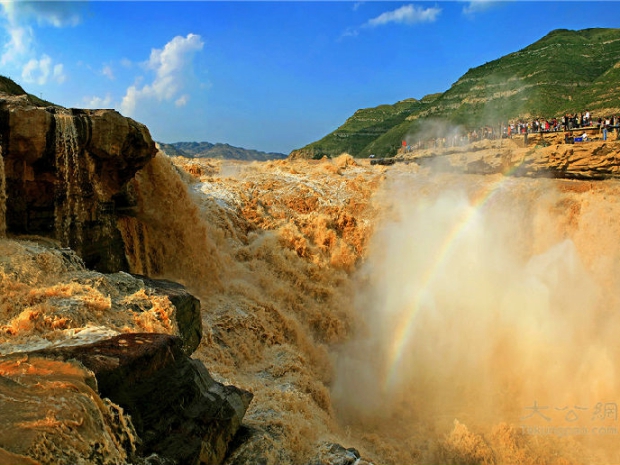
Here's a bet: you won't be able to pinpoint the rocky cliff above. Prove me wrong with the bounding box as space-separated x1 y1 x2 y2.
0 86 253 465
0 92 156 272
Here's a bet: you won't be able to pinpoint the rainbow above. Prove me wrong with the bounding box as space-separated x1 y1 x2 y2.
383 161 527 392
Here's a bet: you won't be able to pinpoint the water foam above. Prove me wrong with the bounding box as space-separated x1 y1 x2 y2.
333 171 620 464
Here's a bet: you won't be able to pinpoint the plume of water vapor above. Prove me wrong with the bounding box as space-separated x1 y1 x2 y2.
333 171 620 464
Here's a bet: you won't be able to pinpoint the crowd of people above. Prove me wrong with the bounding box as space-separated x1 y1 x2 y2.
404 110 620 152
505 111 620 137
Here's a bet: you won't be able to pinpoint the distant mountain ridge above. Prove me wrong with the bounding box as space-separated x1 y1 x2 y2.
159 141 287 161
291 28 620 159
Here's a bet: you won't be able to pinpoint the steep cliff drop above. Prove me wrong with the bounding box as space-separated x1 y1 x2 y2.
32 132 606 465
8 125 620 464
0 93 254 464
118 152 224 296
154 154 620 464
333 169 620 464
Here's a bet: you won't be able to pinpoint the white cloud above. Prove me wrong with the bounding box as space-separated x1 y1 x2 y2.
341 27 359 39
0 1 77 83
102 65 114 80
83 93 113 108
366 4 441 27
462 0 498 15
120 33 204 116
1 23 33 64
53 63 65 83
175 94 189 107
21 54 65 85
1 1 82 28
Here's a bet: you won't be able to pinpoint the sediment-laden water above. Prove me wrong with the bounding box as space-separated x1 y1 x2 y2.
54 114 84 248
136 156 620 464
334 170 620 464
4 150 620 464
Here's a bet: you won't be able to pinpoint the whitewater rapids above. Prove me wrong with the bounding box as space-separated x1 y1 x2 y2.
4 151 620 464
153 155 620 464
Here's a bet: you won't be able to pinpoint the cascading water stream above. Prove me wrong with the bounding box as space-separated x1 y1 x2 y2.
54 113 84 248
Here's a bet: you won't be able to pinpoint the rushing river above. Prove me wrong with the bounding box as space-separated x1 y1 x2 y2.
5 152 618 464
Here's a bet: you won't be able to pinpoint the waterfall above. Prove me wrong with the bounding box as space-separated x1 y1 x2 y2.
54 114 84 248
0 140 6 238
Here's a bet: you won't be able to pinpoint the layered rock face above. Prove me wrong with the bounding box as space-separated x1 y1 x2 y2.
0 239 251 465
0 93 156 272
32 334 252 465
407 131 620 179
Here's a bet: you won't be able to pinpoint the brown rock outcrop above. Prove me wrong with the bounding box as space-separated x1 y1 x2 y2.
134 274 203 355
36 333 252 465
0 355 138 465
0 94 157 272
0 334 252 465
407 134 620 180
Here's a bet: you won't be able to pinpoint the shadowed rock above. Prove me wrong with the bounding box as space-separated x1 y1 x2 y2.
33 333 252 465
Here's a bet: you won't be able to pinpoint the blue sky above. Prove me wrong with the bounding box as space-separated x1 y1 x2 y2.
1 1 619 154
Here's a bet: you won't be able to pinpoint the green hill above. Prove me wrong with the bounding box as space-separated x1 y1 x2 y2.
292 28 620 159
0 75 56 107
289 98 429 159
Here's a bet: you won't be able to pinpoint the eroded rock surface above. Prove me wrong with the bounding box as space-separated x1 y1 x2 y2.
408 132 620 180
134 274 202 355
34 333 252 465
0 93 157 272
0 334 252 465
0 355 138 465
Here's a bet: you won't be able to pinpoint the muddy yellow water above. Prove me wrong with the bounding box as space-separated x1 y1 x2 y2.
4 152 620 464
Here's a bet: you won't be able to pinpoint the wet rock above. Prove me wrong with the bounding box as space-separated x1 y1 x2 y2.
0 94 157 272
135 274 202 355
306 442 375 465
408 136 620 180
0 239 203 356
34 333 253 465
0 355 138 465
